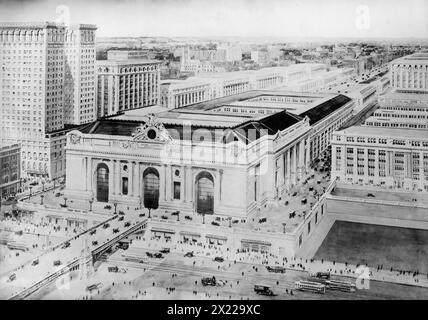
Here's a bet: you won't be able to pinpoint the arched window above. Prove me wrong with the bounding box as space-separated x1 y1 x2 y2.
195 171 214 215
96 163 109 202
143 167 160 210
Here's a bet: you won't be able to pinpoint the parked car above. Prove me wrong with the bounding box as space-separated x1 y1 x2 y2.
62 242 70 249
92 241 98 246
153 253 163 259
53 260 61 266
103 223 110 229
160 248 170 254
32 259 39 266
124 222 131 227
213 256 224 263
113 228 119 234
211 221 220 226
184 251 194 258
90 229 97 235
118 216 124 221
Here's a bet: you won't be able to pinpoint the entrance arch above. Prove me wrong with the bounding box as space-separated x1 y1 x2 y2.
143 167 160 210
195 171 214 215
96 163 109 202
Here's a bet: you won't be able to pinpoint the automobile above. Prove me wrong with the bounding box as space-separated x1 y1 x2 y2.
161 215 168 220
118 211 125 215
8 273 16 282
254 284 275 296
367 193 375 198
215 217 221 221
213 256 224 263
89 229 97 235
139 213 145 217
171 211 179 216
15 230 23 236
86 282 103 292
184 215 193 221
301 198 307 204
118 216 124 221
289 211 296 219
103 223 110 229
266 266 286 273
258 217 267 223
108 266 119 273
53 260 61 266
160 248 170 254
292 191 298 196
32 259 39 266
124 222 131 227
113 228 119 234
201 276 217 286
211 221 220 226
184 251 194 258
55 192 61 197
146 252 154 258
92 241 98 246
104 205 112 210
153 253 163 259
62 242 70 249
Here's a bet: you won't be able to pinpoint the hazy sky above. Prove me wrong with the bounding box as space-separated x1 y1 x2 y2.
0 0 427 38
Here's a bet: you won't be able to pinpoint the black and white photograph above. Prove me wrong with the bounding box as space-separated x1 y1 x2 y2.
0 0 428 307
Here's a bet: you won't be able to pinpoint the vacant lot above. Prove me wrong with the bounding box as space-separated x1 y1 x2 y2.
314 221 428 274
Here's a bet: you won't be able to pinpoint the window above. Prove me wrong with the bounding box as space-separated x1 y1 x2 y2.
173 181 181 200
122 177 128 195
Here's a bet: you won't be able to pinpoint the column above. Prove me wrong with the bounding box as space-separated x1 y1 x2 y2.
299 141 305 179
112 160 117 195
186 166 192 203
278 154 285 195
305 138 311 173
129 162 134 197
160 164 166 201
84 157 88 191
116 161 121 195
182 166 186 202
293 145 297 185
165 164 171 201
219 169 223 202
89 158 93 194
134 162 140 198
287 149 291 188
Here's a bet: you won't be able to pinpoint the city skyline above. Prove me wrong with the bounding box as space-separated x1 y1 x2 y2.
0 0 427 39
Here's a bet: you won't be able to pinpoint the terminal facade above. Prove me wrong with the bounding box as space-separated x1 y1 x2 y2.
65 91 354 217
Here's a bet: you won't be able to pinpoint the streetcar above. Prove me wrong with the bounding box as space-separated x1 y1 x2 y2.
309 271 331 279
294 280 326 294
325 279 356 292
266 266 286 273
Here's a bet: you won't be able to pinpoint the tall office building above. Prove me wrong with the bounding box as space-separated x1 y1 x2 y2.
0 22 97 179
64 24 97 125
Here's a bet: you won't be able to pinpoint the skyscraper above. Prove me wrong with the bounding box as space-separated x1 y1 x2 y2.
0 22 97 180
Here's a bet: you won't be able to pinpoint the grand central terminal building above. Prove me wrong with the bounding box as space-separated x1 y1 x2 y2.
65 91 354 218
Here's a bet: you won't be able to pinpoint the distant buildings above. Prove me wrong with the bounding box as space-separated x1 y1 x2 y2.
107 50 149 60
0 144 21 198
0 22 97 180
96 59 161 117
160 79 210 109
390 52 428 93
331 52 428 192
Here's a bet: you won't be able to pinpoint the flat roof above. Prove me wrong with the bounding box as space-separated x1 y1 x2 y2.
337 125 428 140
96 59 162 66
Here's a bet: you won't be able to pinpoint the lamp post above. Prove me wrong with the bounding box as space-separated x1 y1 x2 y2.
63 197 68 207
40 194 44 206
202 213 205 224
139 195 142 210
229 216 232 228
282 223 287 234
148 208 151 219
41 180 45 193
113 202 118 214
177 211 180 222
29 186 33 200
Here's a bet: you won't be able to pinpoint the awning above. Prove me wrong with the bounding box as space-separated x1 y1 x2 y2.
179 231 201 237
241 239 272 246
151 228 176 234
206 234 227 241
